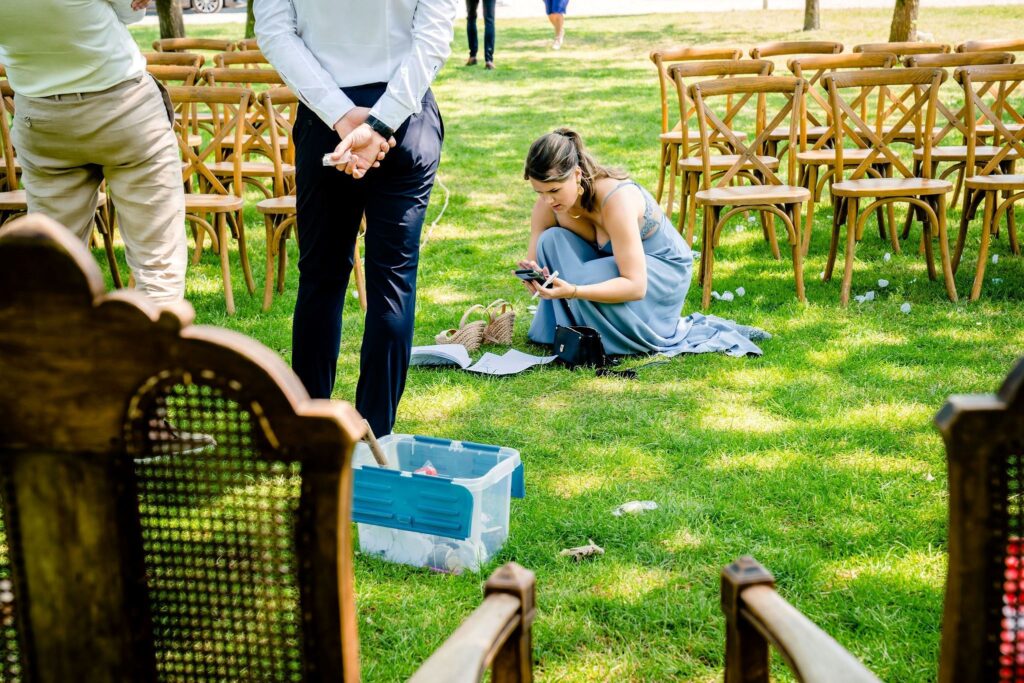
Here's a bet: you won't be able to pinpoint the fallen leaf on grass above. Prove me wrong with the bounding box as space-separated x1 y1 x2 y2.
559 539 605 561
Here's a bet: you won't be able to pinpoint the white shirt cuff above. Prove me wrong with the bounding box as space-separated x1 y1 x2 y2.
313 90 356 131
369 91 418 133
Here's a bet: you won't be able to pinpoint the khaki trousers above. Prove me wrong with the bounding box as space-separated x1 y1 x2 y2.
11 75 186 304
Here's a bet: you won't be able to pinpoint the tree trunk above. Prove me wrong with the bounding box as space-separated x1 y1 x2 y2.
245 0 256 39
156 0 186 39
889 0 920 42
803 0 820 30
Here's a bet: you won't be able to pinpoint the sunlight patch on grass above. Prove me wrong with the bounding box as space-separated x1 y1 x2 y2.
822 549 945 592
662 527 707 552
843 402 932 428
698 403 795 435
591 565 674 601
401 385 480 423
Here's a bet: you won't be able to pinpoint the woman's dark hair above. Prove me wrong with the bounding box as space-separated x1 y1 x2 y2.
523 128 627 212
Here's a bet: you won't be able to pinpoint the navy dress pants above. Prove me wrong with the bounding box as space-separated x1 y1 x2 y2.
466 0 496 63
292 84 443 436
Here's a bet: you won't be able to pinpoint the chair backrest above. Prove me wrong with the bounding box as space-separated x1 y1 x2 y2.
854 41 951 57
213 49 269 69
201 66 283 87
955 64 1024 178
649 46 743 135
749 40 843 59
787 52 897 149
0 214 365 682
902 53 1016 149
145 64 200 87
167 86 251 196
669 59 775 158
143 51 205 69
958 38 1024 54
824 67 946 179
262 86 298 198
152 38 235 54
689 75 806 188
236 37 260 51
935 357 1024 682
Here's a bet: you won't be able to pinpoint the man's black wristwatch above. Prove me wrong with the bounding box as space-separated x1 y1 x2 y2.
365 115 395 140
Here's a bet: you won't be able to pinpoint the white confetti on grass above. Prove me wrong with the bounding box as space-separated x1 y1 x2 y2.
736 287 746 297
883 252 892 262
901 302 912 314
993 254 1000 264
721 291 735 301
878 279 889 288
864 290 875 301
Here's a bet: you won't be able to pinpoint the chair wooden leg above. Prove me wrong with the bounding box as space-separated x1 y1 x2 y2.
886 169 898 253
262 214 276 312
954 188 984 273
921 199 937 281
701 206 717 309
951 162 965 209
218 213 236 315
677 170 689 237
935 193 958 302
685 173 699 246
234 209 256 295
1007 161 1019 254
788 204 806 303
824 195 843 282
191 219 205 266
802 164 818 256
97 207 123 289
655 142 668 206
971 191 996 301
665 145 678 217
839 197 859 306
353 235 367 311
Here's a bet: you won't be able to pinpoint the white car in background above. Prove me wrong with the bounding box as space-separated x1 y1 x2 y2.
179 0 245 14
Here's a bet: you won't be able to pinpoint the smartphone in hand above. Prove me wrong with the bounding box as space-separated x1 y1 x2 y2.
514 268 548 284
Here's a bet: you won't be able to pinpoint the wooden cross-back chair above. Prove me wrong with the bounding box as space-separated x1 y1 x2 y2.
256 87 367 313
0 77 26 232
957 40 1024 144
201 66 287 188
669 59 775 245
168 85 256 315
689 75 809 309
748 41 844 159
145 64 200 87
788 52 898 255
649 46 743 212
152 37 235 54
854 41 952 58
901 51 1016 217
0 213 536 683
213 49 269 69
235 37 260 51
822 67 958 305
143 51 205 69
952 64 1024 300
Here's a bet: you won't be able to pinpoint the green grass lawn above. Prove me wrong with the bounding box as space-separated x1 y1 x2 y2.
121 6 1024 681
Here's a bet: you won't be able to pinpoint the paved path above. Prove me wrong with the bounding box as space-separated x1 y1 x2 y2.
139 0 1024 26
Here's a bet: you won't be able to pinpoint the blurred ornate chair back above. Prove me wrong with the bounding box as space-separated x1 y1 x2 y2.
0 215 536 683
854 41 951 57
152 38 235 54
936 357 1024 681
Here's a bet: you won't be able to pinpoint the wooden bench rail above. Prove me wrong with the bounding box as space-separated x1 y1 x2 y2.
723 556 881 683
410 562 536 683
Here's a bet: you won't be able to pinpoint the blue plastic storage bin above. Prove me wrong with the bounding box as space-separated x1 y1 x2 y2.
352 434 524 572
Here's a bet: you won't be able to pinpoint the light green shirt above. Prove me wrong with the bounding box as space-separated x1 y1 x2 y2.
0 0 146 98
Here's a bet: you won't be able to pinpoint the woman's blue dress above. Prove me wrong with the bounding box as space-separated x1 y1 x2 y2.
528 181 763 357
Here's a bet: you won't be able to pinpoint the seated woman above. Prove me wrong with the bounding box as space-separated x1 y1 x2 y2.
520 128 764 357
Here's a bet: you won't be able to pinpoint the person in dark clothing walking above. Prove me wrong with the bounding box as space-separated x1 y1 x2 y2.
465 0 496 69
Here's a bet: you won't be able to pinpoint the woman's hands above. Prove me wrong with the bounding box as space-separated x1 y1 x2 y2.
516 259 577 299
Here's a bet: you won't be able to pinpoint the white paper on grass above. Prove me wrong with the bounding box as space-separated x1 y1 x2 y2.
410 344 556 376
466 349 557 376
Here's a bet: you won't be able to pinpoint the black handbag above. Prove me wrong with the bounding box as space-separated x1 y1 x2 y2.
553 305 608 369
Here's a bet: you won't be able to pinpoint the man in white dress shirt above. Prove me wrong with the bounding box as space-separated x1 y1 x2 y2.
0 0 187 304
256 0 458 436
